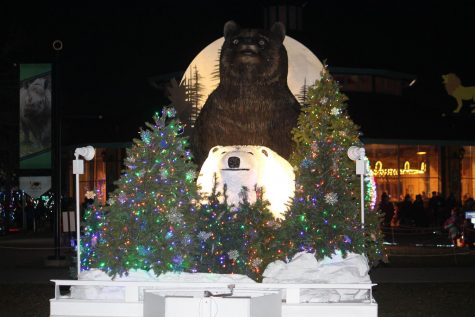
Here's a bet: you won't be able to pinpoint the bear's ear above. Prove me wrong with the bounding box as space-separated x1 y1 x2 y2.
210 146 221 155
270 22 286 43
261 148 269 157
224 20 239 39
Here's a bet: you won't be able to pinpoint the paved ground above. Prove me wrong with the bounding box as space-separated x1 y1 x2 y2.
2 232 475 284
2 232 475 317
370 266 475 283
0 233 72 284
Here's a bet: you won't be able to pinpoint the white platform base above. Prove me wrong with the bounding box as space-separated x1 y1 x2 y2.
143 291 282 317
50 280 377 317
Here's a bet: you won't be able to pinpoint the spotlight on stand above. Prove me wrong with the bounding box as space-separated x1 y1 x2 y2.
347 146 367 228
73 146 95 277
75 146 95 161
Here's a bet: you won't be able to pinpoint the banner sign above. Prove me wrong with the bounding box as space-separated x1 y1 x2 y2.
19 176 51 198
19 64 52 169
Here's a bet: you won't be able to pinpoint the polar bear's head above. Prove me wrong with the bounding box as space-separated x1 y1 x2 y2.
197 145 295 219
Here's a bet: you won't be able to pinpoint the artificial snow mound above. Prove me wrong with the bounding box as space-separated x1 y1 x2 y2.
71 269 256 300
263 251 372 302
71 252 372 303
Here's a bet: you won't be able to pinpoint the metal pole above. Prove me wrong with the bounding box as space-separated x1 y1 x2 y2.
22 191 27 231
72 146 94 278
52 41 63 260
66 206 71 247
75 155 81 278
361 174 365 229
347 147 367 230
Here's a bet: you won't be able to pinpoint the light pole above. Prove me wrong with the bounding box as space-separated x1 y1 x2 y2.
73 146 95 278
347 146 367 229
52 39 63 261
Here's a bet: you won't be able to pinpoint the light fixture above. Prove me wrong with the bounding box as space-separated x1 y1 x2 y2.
347 146 367 228
409 79 416 87
347 146 365 162
75 146 95 161
416 145 426 155
73 146 95 277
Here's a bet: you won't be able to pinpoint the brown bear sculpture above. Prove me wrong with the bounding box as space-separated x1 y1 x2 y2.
192 20 301 166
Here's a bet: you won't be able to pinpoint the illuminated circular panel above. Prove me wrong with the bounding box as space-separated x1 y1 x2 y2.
181 36 324 113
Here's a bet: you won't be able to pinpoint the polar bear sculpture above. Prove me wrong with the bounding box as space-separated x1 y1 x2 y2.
197 145 295 219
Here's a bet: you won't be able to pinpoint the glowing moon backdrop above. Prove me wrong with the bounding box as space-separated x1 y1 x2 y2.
181 36 324 115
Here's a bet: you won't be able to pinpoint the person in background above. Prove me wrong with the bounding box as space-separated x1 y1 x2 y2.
462 197 475 212
398 194 413 226
446 192 457 211
462 218 475 249
443 208 460 246
429 191 445 227
421 191 428 201
412 194 426 227
390 205 400 227
378 192 394 227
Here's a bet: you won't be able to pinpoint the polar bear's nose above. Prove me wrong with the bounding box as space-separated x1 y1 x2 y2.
228 156 240 168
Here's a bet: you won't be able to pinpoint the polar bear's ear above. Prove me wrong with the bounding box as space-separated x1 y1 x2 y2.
210 146 221 155
261 148 269 157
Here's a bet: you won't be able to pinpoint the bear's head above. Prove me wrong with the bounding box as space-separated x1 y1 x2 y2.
20 78 51 117
219 20 288 85
197 145 295 219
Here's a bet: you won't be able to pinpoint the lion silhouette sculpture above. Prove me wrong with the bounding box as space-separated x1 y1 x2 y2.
442 73 475 113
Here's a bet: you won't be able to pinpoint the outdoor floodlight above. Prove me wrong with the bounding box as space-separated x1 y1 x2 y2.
347 146 365 161
74 146 95 161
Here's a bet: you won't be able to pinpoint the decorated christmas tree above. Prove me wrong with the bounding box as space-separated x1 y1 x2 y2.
91 107 201 277
196 181 282 281
280 66 384 265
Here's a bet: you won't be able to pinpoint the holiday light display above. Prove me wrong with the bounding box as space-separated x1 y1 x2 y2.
195 184 280 281
81 202 107 271
279 66 384 265
372 160 426 176
365 160 377 211
87 108 201 277
0 190 55 232
81 68 384 279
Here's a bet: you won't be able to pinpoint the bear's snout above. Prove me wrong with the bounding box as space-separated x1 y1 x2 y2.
228 156 240 168
239 45 258 56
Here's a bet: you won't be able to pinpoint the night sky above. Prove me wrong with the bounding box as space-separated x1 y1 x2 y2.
1 1 475 143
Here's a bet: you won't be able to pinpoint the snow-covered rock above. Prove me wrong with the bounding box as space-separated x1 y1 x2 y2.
263 251 371 302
